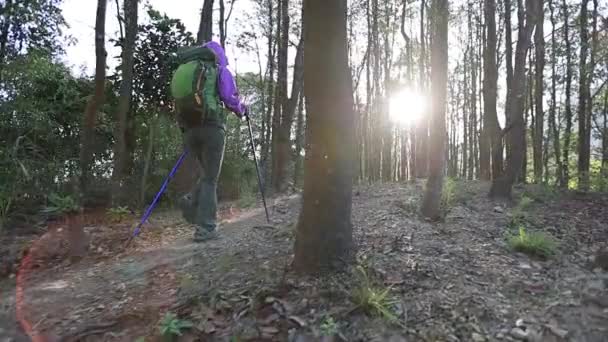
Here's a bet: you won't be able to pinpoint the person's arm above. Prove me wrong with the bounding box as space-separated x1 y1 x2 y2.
217 66 247 117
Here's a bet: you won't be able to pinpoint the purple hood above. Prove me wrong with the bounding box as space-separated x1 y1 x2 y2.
203 41 229 67
201 40 247 116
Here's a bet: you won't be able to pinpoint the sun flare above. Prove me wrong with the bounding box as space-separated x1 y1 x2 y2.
389 89 427 125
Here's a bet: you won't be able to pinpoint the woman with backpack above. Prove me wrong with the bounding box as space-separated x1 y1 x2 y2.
170 40 248 242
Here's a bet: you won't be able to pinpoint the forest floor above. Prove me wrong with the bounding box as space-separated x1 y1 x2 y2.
1 180 608 342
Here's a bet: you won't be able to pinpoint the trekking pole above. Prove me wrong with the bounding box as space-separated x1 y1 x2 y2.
246 115 271 223
125 150 189 248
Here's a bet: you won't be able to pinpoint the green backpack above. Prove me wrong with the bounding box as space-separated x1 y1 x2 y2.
170 46 226 128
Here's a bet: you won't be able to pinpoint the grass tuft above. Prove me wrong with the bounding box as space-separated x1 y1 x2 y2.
508 226 557 259
351 265 399 323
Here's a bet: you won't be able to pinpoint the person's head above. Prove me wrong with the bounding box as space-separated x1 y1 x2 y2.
202 40 228 67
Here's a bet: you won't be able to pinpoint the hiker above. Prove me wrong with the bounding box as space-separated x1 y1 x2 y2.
170 40 248 242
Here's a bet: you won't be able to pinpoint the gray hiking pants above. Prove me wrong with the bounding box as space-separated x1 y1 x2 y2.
181 124 225 235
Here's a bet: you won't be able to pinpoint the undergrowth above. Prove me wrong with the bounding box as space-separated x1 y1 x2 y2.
441 177 457 211
351 265 400 324
107 206 131 222
41 193 80 217
157 312 193 341
508 226 557 259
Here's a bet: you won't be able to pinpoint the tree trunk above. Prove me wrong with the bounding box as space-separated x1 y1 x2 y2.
463 50 469 179
197 0 215 44
275 33 304 193
219 0 226 47
111 0 138 205
584 0 598 189
80 0 107 196
577 0 590 190
561 0 572 188
0 0 14 81
504 0 514 164
261 0 275 183
549 0 563 186
294 92 305 187
601 92 608 191
532 0 544 184
271 0 292 193
416 0 428 178
294 0 354 273
141 115 156 205
484 0 502 180
489 0 537 199
421 0 448 220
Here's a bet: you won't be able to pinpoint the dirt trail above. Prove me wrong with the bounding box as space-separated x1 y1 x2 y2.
1 182 607 341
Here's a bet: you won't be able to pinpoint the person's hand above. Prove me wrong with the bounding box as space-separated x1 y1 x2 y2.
243 106 250 120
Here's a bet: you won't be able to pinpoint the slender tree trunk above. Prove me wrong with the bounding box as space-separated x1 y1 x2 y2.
484 0 502 180
141 115 156 205
577 0 590 190
261 0 275 181
276 34 304 192
504 0 514 164
112 0 138 205
80 0 107 196
416 0 428 178
271 0 292 193
421 0 448 220
219 0 226 47
561 0 573 188
601 92 608 191
294 0 354 273
371 0 382 181
197 0 215 44
532 0 544 183
584 0 598 188
490 0 537 199
549 0 563 186
0 0 14 81
523 53 533 182
294 92 305 187
463 50 469 179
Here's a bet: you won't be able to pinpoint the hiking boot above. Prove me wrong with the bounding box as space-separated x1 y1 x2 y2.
193 229 219 242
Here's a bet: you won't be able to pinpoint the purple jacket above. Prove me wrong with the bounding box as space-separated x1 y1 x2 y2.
202 41 247 117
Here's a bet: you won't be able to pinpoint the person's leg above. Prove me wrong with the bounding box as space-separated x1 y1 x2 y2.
180 126 205 225
193 125 225 240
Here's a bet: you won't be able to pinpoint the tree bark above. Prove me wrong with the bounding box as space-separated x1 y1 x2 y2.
483 0 502 180
80 0 107 195
275 33 304 193
421 0 448 220
271 0 291 193
0 0 13 80
294 92 305 187
197 0 215 44
261 0 275 182
504 0 514 164
549 0 563 186
416 0 428 178
561 0 573 188
294 0 354 273
219 0 226 47
532 0 544 183
111 0 138 205
601 92 608 191
577 0 590 190
489 0 537 199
